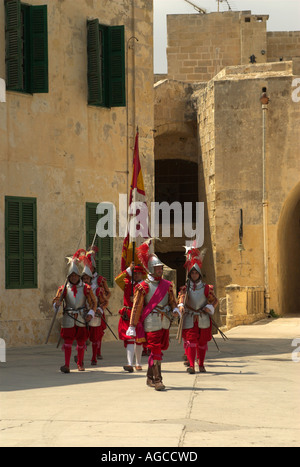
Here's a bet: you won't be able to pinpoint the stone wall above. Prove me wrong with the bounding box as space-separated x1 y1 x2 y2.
267 31 300 63
166 11 269 82
226 285 265 329
193 60 300 316
0 0 154 346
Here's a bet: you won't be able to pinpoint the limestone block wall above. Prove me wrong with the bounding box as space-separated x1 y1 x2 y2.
226 285 265 329
167 11 269 83
0 0 154 346
167 12 242 82
267 31 300 63
240 12 268 65
194 61 300 316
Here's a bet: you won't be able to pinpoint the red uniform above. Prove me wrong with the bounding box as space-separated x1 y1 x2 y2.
116 270 145 347
53 280 97 372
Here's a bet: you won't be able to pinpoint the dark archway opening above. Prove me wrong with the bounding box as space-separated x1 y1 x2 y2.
155 159 199 291
278 184 300 314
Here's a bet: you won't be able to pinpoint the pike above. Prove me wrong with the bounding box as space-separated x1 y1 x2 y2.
45 277 68 345
176 278 190 344
90 232 113 317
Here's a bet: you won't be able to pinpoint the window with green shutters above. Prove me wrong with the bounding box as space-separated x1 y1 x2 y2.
86 203 114 288
5 0 48 94
5 197 37 289
87 19 125 108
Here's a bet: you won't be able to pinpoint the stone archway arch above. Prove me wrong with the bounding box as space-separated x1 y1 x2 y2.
277 181 300 315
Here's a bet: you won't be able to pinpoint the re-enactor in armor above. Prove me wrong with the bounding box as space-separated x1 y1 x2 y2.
126 241 180 391
115 262 146 372
178 247 219 373
53 257 97 373
86 247 111 360
81 259 109 366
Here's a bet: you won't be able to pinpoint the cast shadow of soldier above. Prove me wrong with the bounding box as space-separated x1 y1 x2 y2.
0 324 293 393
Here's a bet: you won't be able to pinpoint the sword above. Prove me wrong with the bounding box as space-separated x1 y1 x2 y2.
210 316 229 341
105 307 113 316
201 310 229 341
98 312 118 341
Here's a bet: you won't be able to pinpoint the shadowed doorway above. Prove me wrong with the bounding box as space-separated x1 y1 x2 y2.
278 182 300 315
155 159 199 291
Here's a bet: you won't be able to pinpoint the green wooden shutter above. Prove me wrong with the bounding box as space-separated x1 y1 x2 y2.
99 235 113 287
29 5 48 93
4 0 23 91
108 26 126 107
87 19 103 106
22 199 37 287
86 203 114 287
5 197 37 289
5 199 21 287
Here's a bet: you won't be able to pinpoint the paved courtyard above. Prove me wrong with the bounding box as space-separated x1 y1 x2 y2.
0 316 300 447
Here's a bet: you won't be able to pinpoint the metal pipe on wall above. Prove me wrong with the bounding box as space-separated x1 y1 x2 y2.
260 87 270 315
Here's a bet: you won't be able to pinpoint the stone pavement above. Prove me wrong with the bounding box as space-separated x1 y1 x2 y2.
0 316 300 448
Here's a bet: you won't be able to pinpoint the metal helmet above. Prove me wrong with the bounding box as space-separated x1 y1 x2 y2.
67 260 80 277
148 254 164 275
82 263 93 278
188 263 202 277
136 240 165 275
184 247 206 279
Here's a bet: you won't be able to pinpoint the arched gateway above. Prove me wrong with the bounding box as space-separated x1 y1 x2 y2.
278 182 300 315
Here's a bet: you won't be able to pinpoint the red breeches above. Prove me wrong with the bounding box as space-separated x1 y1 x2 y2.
146 329 164 364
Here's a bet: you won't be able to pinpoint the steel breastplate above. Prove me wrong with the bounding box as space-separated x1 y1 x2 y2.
144 279 170 332
183 281 208 330
186 282 207 311
62 282 87 328
145 279 169 309
64 282 86 310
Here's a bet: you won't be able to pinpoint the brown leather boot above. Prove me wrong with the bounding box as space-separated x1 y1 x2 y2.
60 365 70 374
153 361 165 391
146 365 155 388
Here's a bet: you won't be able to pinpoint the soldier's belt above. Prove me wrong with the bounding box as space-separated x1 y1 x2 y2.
150 306 171 315
185 306 203 315
64 307 86 314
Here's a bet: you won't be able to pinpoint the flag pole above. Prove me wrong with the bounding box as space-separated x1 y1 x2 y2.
131 126 139 294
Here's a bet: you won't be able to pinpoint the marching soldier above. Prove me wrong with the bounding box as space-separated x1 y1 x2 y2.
86 246 111 359
81 260 109 365
126 241 180 391
177 247 218 373
53 255 97 373
115 262 146 372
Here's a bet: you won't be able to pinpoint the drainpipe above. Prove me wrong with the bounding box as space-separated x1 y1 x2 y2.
260 87 270 315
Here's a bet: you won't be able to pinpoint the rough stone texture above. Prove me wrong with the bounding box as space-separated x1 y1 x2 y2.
193 60 300 322
167 11 270 83
0 0 154 346
155 9 300 327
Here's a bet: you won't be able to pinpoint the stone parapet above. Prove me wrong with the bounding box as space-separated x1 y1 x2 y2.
226 284 265 330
